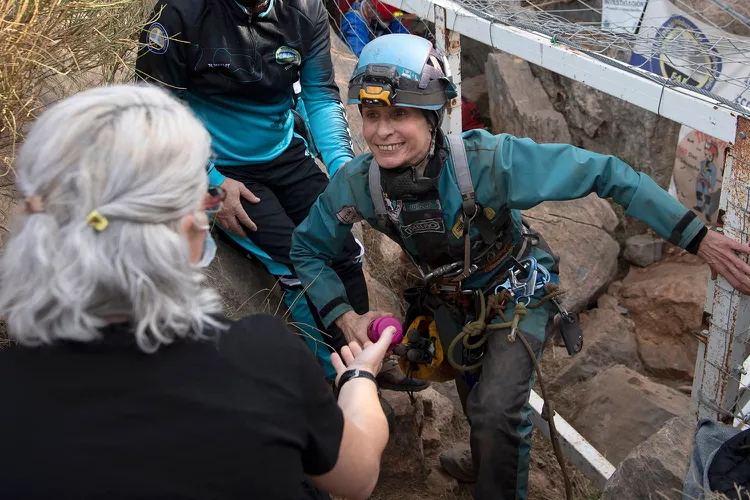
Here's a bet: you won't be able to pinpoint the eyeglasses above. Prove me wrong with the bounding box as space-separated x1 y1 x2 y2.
204 185 226 214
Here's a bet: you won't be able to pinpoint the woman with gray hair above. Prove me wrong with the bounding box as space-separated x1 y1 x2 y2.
0 84 390 500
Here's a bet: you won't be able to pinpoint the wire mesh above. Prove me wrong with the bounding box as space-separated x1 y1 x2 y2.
387 0 750 116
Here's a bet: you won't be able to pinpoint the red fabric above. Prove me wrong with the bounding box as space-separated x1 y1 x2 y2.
373 0 400 19
461 97 485 131
335 0 354 23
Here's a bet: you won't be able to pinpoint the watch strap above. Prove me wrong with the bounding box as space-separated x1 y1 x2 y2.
334 368 379 398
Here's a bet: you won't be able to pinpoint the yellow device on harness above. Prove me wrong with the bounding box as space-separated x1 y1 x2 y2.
396 315 455 382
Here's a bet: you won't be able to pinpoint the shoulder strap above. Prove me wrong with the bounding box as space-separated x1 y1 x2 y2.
446 134 497 245
446 134 475 215
368 158 388 217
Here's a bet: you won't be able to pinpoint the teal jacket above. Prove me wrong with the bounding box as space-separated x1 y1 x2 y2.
291 129 705 327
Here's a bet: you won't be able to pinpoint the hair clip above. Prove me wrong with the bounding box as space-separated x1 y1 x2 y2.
85 210 108 231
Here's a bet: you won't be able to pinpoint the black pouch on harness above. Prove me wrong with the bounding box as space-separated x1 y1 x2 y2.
394 286 487 382
391 287 467 381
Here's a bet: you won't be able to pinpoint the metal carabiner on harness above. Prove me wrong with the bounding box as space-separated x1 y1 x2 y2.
494 256 551 305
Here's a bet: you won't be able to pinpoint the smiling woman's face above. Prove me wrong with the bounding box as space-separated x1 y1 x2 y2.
362 105 432 169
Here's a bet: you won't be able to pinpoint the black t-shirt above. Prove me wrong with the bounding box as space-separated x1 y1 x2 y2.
0 314 343 499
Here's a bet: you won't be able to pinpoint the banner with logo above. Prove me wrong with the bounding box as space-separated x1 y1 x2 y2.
601 0 647 34
629 0 750 225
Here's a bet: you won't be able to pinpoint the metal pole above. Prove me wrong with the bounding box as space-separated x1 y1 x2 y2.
692 116 750 422
434 4 462 136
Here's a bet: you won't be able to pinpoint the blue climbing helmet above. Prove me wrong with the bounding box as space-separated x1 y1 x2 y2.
347 34 457 112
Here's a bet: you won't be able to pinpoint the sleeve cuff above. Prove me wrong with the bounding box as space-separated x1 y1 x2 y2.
208 163 226 186
327 156 353 178
684 224 708 254
321 300 354 329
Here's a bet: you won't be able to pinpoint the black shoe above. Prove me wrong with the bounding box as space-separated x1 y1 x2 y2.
376 359 431 392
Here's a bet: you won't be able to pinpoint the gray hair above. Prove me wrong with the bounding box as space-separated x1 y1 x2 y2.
0 84 225 352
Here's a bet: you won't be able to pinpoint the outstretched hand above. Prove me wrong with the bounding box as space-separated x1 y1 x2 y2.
330 327 396 387
697 229 750 294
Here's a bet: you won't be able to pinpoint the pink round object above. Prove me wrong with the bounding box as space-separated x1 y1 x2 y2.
368 317 404 345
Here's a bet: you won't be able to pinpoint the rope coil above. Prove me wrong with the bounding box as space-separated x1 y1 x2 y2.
445 284 574 500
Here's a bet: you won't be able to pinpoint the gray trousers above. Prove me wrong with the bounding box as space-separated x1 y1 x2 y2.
456 239 557 500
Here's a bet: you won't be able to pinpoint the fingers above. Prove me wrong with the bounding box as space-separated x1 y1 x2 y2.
240 185 260 204
720 247 750 294
348 341 363 357
236 211 258 232
729 239 750 256
218 215 247 239
340 345 355 366
330 352 346 375
367 326 395 360
714 258 750 294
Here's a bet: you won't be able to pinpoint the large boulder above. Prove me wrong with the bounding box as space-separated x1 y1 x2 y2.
571 365 691 465
365 270 405 321
203 235 281 318
601 416 695 500
460 34 497 80
486 52 572 144
549 306 641 392
523 194 620 312
620 252 709 380
378 392 426 484
461 74 491 128
375 387 467 494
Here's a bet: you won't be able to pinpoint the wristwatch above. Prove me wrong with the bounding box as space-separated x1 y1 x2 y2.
334 368 379 398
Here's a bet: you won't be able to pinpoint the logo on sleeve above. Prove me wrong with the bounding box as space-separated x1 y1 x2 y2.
335 206 364 225
275 46 301 67
146 22 169 54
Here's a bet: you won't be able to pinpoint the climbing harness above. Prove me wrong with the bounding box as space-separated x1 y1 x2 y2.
395 258 578 499
369 134 515 288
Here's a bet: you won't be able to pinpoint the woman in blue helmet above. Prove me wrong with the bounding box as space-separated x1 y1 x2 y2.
290 34 750 499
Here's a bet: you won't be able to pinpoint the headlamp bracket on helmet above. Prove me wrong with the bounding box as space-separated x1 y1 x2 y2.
359 64 399 107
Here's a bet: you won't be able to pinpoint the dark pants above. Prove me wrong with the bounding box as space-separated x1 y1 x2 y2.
215 138 369 356
456 231 559 500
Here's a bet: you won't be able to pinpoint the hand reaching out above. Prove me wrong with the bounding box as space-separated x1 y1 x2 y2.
697 229 750 294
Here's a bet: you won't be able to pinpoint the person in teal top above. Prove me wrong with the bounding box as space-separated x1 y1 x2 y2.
290 34 750 499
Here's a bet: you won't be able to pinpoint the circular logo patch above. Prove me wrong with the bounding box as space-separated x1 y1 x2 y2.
275 46 301 66
653 15 722 91
147 22 169 55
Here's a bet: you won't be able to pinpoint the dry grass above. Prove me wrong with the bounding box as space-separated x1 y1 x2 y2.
0 0 148 172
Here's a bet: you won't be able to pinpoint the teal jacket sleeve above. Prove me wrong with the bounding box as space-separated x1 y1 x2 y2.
299 0 355 177
291 165 369 327
495 135 705 248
